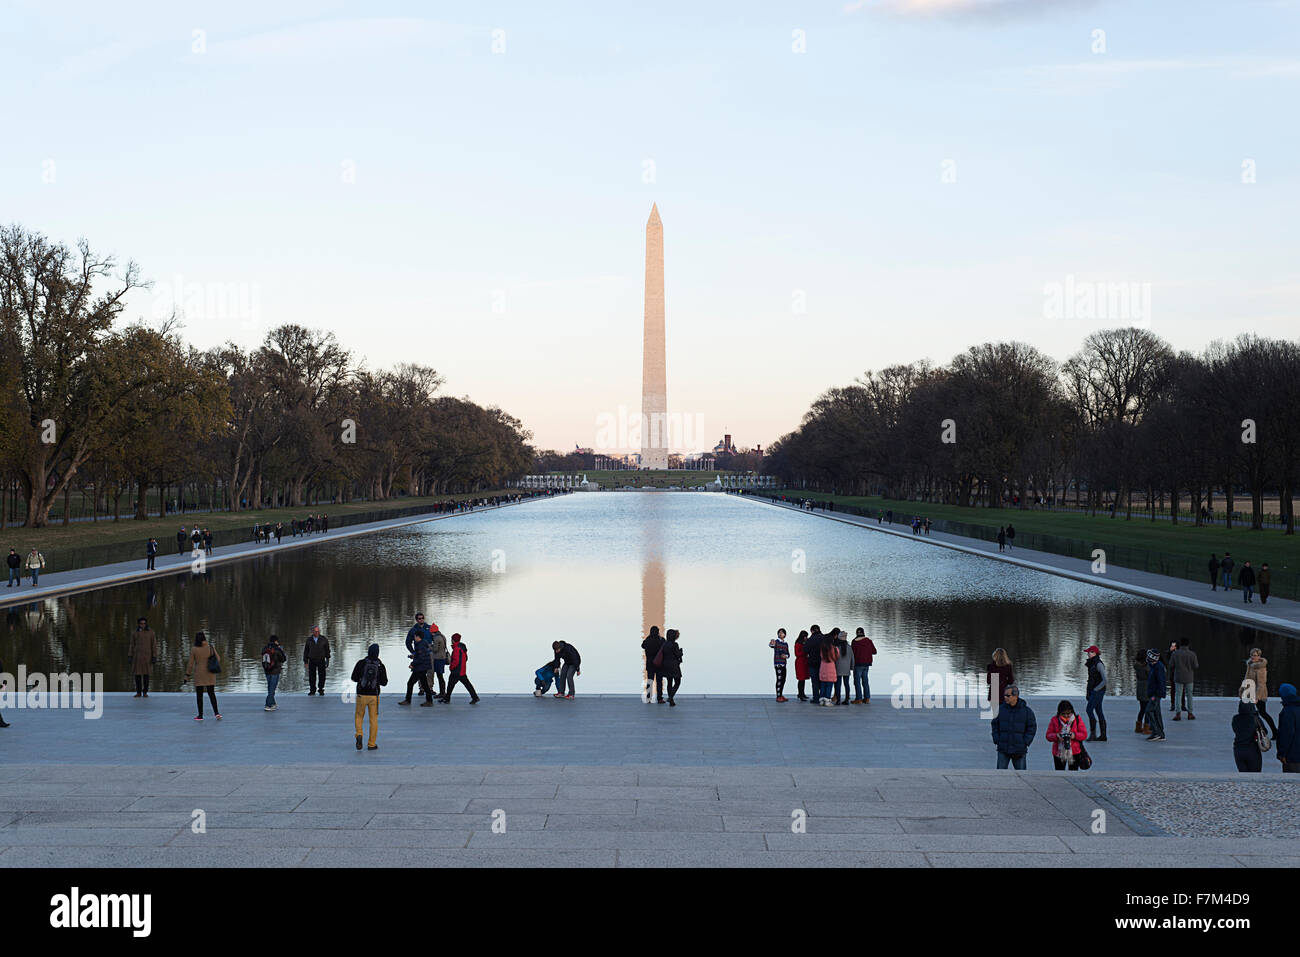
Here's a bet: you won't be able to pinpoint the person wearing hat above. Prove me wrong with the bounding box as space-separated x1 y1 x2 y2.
441 633 479 704
990 682 1036 770
350 643 388 750
1144 649 1167 741
1231 693 1264 772
1084 645 1107 742
1276 683 1300 773
427 623 449 700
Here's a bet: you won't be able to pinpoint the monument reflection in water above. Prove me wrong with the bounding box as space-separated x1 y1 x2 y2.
3 492 1292 695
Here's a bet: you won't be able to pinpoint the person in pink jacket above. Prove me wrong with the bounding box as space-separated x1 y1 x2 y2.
818 638 840 708
1046 700 1088 770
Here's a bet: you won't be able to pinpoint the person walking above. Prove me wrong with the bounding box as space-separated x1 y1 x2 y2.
0 655 8 727
303 626 331 696
1231 696 1264 772
851 628 877 704
1220 552 1235 590
1239 561 1257 603
805 626 825 705
817 638 839 708
24 547 44 586
658 629 682 706
991 683 1036 769
1170 639 1199 721
146 537 158 571
400 625 435 707
1046 700 1088 771
128 617 159 698
1276 684 1300 773
793 630 810 702
202 528 213 556
1208 554 1220 591
986 648 1015 703
832 628 853 705
350 643 388 750
184 632 221 721
643 626 664 703
443 633 480 704
1244 648 1277 738
1133 650 1151 734
1258 563 1272 605
5 548 19 587
1144 649 1167 741
1005 524 1016 550
552 640 581 700
261 635 287 711
768 628 789 702
176 527 188 555
428 624 449 700
1162 641 1178 714
1084 645 1107 742
996 527 1006 552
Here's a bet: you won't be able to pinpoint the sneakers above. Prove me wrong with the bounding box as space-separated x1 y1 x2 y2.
471 698 481 704
355 734 363 750
553 693 565 699
776 696 788 702
367 744 378 750
668 699 676 706
194 715 204 721
533 690 544 697
563 695 572 700
215 714 222 720
264 706 274 712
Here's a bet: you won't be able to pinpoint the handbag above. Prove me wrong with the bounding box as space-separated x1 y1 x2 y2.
207 645 222 674
1257 719 1272 753
1075 742 1092 770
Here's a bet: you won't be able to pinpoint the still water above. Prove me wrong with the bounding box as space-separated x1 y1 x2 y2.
2 493 1291 696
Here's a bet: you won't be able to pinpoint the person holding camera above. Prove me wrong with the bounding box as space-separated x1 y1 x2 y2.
1046 700 1088 771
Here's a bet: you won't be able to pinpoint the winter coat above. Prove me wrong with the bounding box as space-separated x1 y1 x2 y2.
556 642 581 668
1258 568 1272 589
794 638 809 681
642 633 664 670
818 646 839 683
429 631 448 661
834 638 853 677
658 639 682 678
186 642 219 687
1208 556 1220 574
128 629 158 676
303 634 331 664
1133 657 1149 699
405 622 431 655
1220 556 1235 574
1240 566 1257 588
409 637 432 672
1046 713 1088 757
1146 660 1167 700
449 642 469 676
851 636 877 667
261 643 287 675
1170 647 1199 685
991 699 1037 755
986 662 1015 701
1232 701 1262 748
1245 658 1269 701
1085 656 1106 695
350 654 388 695
1276 687 1300 763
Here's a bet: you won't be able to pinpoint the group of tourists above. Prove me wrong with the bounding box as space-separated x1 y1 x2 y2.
1207 553 1272 604
176 526 214 556
6 547 44 587
996 525 1016 551
777 626 878 706
987 642 1299 773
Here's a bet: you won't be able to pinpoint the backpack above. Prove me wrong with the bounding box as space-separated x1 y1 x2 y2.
261 646 278 674
359 659 381 693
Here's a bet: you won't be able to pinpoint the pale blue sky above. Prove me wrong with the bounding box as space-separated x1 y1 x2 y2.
3 0 1297 453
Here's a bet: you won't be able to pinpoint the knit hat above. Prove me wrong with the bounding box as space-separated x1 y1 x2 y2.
1280 683 1297 699
1084 645 1100 656
451 633 461 642
1146 648 1160 663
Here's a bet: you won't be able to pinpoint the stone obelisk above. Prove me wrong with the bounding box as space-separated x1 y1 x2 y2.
641 203 669 469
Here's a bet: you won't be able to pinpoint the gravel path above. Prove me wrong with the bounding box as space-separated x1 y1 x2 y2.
1096 779 1300 837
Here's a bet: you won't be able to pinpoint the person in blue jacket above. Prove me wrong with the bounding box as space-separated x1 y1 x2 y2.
534 661 557 696
399 616 435 706
1276 683 1300 773
1144 649 1167 741
991 683 1037 769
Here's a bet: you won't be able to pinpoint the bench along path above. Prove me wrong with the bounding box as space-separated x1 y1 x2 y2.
0 694 1296 867
748 497 1300 637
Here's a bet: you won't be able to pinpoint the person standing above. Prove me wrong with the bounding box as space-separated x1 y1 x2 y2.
400 626 434 707
184 632 221 720
1170 639 1199 721
146 537 158 571
6 548 19 587
442 633 480 704
805 626 825 705
1239 561 1256 603
991 683 1036 769
832 629 853 705
0 655 8 727
1220 552 1235 590
1132 650 1151 734
202 528 213 556
817 639 839 707
658 629 682 706
261 635 287 711
1144 649 1167 741
275 522 283 544
1084 645 1107 742
176 527 188 555
24 547 44 586
552 640 581 700
1276 683 1300 773
769 628 789 702
128 617 159 698
1046 700 1088 771
851 628 877 704
1208 553 1220 591
996 527 1006 552
642 626 664 703
986 648 1015 703
1244 648 1277 738
1231 697 1263 772
1258 563 1272 605
303 626 331 696
350 643 388 750
1005 524 1016 550
428 624 449 700
793 630 810 702
1162 641 1178 713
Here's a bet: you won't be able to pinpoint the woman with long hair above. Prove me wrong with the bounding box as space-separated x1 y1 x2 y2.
185 632 221 721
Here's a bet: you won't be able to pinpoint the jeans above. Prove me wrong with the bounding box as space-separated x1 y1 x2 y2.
1222 570 1232 588
1086 688 1105 724
195 686 219 717
1243 585 1254 602
1145 699 1165 736
854 665 871 700
820 681 834 699
557 662 577 697
644 669 663 701
774 664 786 698
1173 682 1193 713
307 660 328 694
996 752 1027 770
265 672 280 708
28 568 39 585
354 694 378 746
6 568 18 586
836 675 850 700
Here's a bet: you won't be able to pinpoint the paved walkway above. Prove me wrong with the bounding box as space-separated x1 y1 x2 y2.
0 500 527 611
750 498 1300 636
1 695 1296 867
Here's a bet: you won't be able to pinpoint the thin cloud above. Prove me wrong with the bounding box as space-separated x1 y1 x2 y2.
845 0 1096 19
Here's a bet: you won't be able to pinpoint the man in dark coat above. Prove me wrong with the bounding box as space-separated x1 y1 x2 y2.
805 626 824 704
991 683 1036 769
641 627 665 703
1276 684 1300 773
1145 649 1167 741
1208 554 1220 590
1239 561 1257 603
303 626 331 696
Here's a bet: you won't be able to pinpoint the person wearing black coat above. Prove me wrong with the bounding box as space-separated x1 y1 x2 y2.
1239 562 1257 603
1231 700 1263 772
805 626 824 704
991 683 1036 769
1145 650 1167 741
0 656 8 727
1208 554 1220 591
658 629 683 706
552 641 582 698
641 627 664 703
1133 652 1150 734
400 629 435 706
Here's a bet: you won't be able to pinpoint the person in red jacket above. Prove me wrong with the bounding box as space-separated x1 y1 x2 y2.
440 633 480 705
850 628 877 704
1046 700 1088 771
793 630 810 701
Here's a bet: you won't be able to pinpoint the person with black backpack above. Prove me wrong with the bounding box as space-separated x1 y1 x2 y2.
351 643 388 750
261 635 287 712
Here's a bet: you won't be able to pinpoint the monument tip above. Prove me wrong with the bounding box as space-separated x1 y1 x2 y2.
648 202 661 224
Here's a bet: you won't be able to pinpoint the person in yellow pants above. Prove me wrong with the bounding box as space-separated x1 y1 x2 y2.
350 643 388 750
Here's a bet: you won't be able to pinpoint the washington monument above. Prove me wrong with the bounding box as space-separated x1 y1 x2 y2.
641 203 668 469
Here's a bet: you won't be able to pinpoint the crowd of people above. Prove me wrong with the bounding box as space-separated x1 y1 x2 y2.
1207 553 1273 604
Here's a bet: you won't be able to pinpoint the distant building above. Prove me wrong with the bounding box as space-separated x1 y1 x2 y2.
713 434 737 456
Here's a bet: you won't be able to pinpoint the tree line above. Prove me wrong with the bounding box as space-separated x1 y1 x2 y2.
0 224 533 527
763 327 1300 534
